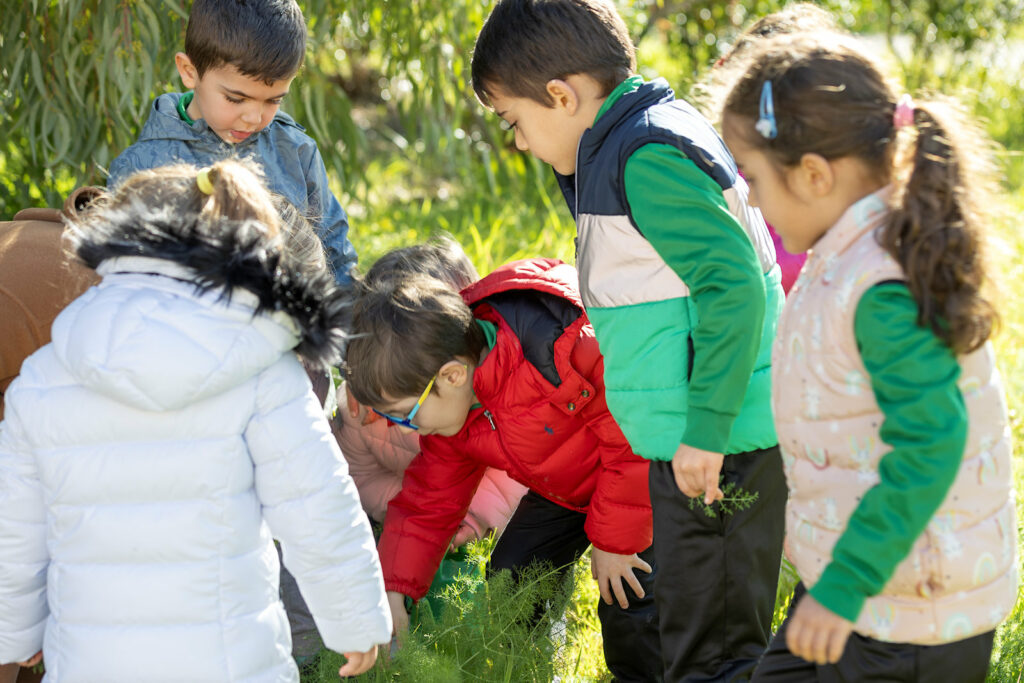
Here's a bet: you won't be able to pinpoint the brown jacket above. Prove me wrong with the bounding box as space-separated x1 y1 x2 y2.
0 192 100 419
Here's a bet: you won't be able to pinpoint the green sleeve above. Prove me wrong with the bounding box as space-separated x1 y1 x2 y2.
809 282 967 622
623 143 765 453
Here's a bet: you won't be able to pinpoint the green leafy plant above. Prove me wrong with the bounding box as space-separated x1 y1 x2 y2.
301 541 591 682
687 480 760 518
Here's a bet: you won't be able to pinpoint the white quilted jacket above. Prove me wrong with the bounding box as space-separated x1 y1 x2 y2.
0 257 391 682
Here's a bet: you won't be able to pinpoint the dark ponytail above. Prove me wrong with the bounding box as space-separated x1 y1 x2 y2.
881 99 998 353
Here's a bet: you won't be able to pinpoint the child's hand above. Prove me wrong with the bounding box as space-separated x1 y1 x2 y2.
786 593 853 665
386 590 409 634
449 522 477 549
590 548 652 609
672 443 724 504
338 644 378 677
17 651 42 668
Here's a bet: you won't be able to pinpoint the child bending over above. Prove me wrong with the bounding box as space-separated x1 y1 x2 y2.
345 257 661 680
337 238 527 549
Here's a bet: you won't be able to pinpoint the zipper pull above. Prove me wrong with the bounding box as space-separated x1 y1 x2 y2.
483 409 497 431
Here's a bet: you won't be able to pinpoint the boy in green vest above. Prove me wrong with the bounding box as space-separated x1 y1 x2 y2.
471 1 786 679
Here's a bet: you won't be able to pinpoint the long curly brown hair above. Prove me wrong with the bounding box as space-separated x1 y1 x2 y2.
723 33 999 354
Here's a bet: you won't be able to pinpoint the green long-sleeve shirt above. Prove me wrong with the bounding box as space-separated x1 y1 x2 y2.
809 282 967 622
623 146 766 452
577 76 779 460
593 76 768 453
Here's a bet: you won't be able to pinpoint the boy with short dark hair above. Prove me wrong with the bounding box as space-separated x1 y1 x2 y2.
472 1 787 680
109 0 356 285
345 257 661 680
112 5 353 668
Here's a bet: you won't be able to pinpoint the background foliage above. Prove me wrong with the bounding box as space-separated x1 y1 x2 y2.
4 0 1023 259
4 0 1024 680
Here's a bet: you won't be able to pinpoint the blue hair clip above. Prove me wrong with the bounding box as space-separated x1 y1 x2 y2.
755 80 778 140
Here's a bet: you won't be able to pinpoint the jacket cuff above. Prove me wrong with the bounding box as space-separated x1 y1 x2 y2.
384 578 425 602
588 535 650 555
808 563 868 623
0 619 46 666
681 406 735 453
585 508 653 555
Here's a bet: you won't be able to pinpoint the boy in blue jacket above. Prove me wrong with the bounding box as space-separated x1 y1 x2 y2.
110 5 352 671
472 1 787 680
108 0 356 287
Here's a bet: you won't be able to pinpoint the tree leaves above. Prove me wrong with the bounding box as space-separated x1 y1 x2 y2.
1 0 1020 215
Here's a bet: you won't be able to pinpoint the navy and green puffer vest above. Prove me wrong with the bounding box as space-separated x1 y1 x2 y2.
555 78 782 460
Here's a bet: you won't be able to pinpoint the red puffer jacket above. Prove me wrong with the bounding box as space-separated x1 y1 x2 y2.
377 258 652 600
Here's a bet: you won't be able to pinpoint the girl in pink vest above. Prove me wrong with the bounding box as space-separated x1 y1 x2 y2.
720 32 1017 681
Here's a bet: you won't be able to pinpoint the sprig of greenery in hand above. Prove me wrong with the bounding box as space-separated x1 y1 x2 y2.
688 480 759 518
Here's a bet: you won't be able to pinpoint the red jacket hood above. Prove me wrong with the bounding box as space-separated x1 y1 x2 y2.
461 258 583 310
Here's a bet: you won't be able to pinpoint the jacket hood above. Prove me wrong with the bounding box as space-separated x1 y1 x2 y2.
51 260 293 410
462 258 582 310
463 258 584 388
54 209 348 409
138 93 303 145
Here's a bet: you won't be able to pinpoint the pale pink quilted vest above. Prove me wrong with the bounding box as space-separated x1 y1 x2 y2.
773 188 1018 644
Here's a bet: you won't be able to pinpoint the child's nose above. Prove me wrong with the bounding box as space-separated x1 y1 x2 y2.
241 106 263 126
514 128 528 152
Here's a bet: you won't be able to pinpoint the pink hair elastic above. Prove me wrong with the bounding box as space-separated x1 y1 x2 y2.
893 94 915 130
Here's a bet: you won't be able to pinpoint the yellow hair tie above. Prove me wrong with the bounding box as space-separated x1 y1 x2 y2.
196 167 214 195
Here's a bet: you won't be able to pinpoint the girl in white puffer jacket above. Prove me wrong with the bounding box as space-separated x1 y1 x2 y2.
0 160 391 682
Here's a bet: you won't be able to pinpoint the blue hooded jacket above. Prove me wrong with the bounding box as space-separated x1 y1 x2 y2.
109 92 356 286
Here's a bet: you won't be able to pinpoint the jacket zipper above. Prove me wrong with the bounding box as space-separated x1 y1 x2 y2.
573 135 583 220
480 408 535 498
480 409 582 511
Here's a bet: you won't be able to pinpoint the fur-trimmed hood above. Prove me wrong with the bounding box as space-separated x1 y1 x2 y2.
69 201 348 371
51 212 347 411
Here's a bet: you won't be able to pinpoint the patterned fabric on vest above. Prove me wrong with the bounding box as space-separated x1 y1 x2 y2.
773 188 1017 645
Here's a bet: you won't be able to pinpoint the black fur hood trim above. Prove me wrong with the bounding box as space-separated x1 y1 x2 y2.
69 200 349 370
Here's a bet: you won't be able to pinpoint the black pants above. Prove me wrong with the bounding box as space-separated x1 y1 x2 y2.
649 446 787 682
490 491 662 682
753 584 995 682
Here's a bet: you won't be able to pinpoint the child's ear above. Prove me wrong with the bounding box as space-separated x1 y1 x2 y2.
437 360 470 389
545 79 580 115
796 152 835 198
175 52 200 89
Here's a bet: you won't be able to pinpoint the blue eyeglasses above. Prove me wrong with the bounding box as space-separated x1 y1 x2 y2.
372 375 436 430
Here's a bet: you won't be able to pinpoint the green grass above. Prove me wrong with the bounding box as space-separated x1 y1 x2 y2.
301 539 612 682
